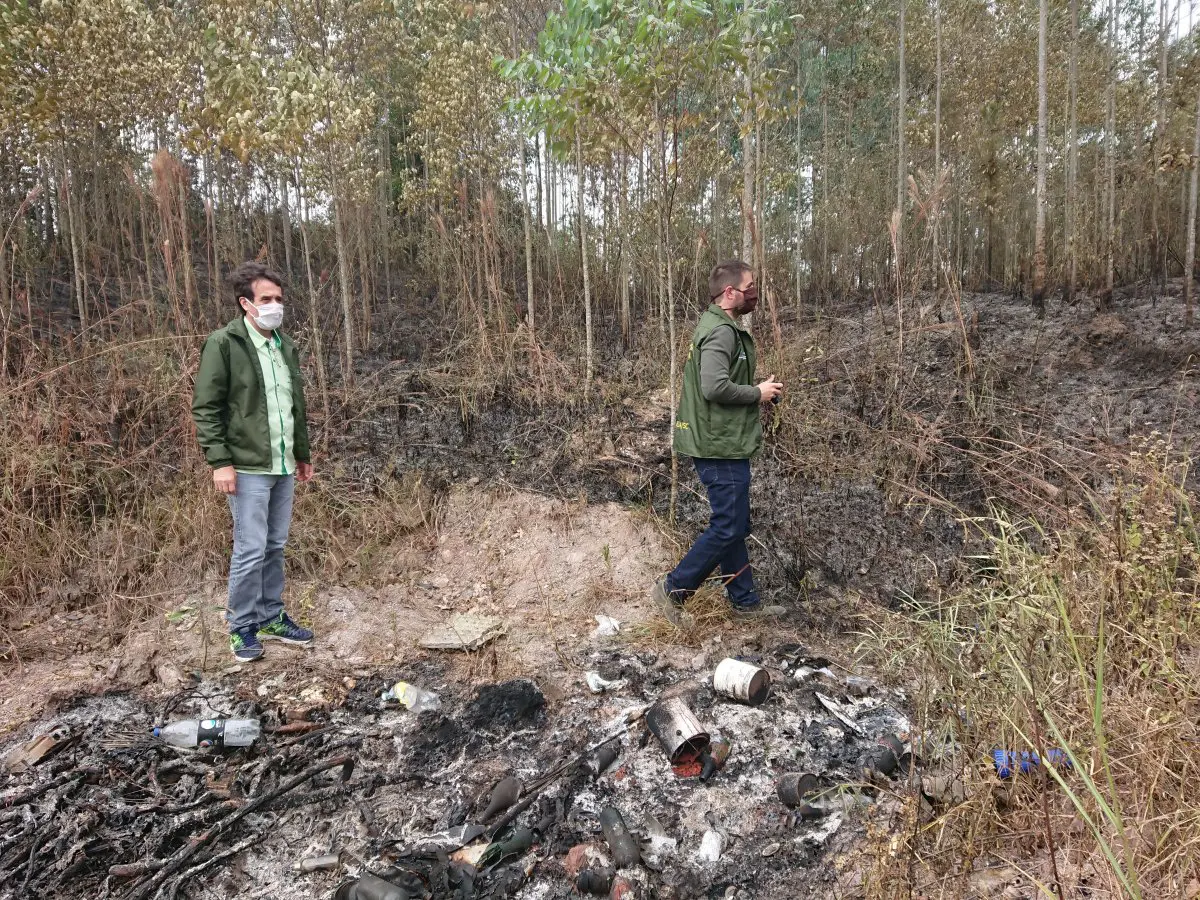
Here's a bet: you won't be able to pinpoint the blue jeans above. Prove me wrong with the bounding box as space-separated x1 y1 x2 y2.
226 474 295 631
666 458 759 608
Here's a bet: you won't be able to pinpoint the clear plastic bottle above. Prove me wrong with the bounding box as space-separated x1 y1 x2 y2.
154 718 260 750
381 681 442 713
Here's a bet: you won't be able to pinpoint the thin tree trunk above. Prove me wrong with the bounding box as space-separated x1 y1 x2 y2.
177 175 199 328
619 153 631 345
1033 0 1048 315
356 204 372 348
1104 0 1117 310
711 173 720 261
742 45 755 263
535 132 543 232
280 172 293 278
795 47 804 308
823 50 830 298
1186 86 1200 326
1066 0 1079 303
575 121 593 393
378 125 392 302
654 104 679 521
518 134 536 335
331 191 355 384
896 0 907 286
934 0 943 301
298 177 331 446
61 153 88 334
1154 0 1169 287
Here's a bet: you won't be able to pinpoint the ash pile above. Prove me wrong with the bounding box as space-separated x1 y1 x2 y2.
0 642 917 900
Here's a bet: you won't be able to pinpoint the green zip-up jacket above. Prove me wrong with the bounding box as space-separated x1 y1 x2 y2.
673 304 762 460
191 317 311 471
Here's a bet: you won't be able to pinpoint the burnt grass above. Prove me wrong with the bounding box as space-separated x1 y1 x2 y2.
4 285 1199 898
342 284 1200 620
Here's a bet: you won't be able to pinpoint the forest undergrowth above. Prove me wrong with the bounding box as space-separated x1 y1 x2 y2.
2 272 1198 897
859 438 1200 899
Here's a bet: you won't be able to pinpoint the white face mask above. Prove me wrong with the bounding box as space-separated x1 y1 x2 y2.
246 300 284 330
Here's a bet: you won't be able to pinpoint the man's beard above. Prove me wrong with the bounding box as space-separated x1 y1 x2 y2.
738 296 759 315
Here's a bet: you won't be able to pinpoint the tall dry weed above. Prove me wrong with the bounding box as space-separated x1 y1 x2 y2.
859 436 1200 898
0 336 432 659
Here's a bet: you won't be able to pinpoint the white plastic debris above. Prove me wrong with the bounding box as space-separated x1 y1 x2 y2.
592 615 621 638
800 811 843 848
696 830 724 864
585 671 627 694
814 691 863 734
640 813 678 864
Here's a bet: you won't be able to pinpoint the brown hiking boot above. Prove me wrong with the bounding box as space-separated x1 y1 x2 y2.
730 603 787 622
651 577 688 627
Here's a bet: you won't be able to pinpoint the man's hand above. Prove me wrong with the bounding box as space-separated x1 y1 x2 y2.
213 465 237 495
297 461 314 484
756 375 783 404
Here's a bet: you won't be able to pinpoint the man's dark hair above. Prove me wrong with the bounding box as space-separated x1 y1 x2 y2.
230 262 283 305
709 259 752 299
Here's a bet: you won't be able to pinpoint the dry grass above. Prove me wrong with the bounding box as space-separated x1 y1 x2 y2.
856 437 1200 899
0 336 433 660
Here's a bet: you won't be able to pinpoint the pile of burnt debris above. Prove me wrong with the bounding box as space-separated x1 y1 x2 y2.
0 641 935 900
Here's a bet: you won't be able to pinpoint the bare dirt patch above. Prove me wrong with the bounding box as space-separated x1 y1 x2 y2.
0 486 684 740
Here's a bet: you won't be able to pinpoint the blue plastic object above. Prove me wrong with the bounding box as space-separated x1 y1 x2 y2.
992 748 1072 779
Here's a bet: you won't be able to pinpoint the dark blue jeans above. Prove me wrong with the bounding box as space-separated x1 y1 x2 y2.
666 458 759 608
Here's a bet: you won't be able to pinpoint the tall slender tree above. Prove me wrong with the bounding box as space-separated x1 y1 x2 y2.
1032 0 1048 315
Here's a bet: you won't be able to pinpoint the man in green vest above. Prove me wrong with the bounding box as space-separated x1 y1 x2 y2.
652 260 785 624
192 262 315 661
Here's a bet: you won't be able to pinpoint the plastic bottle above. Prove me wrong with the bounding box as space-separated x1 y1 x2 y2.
153 718 260 750
380 681 442 713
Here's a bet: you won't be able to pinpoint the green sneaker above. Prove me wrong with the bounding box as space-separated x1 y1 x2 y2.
230 626 264 661
257 612 314 646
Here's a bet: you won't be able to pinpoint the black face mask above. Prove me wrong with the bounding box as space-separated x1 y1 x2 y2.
738 290 759 314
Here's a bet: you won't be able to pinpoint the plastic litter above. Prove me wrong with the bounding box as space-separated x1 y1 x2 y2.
814 692 863 735
585 671 627 694
696 830 723 864
380 682 442 713
866 733 904 777
592 615 622 638
992 748 1071 779
402 824 486 856
154 718 259 750
586 743 620 779
640 813 677 862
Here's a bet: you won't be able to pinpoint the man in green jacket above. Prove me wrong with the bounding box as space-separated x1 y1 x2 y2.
192 262 315 661
652 259 785 624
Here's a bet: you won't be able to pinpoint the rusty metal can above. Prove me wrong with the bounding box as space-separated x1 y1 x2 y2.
645 697 710 765
777 772 823 818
